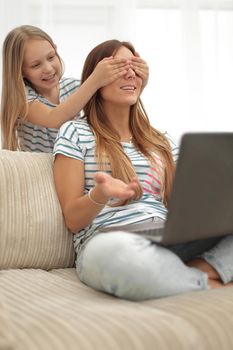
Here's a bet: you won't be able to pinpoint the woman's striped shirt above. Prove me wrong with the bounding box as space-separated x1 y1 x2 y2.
18 77 80 153
53 118 178 252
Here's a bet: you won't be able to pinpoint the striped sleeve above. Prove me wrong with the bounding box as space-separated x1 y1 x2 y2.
164 132 179 163
60 78 80 100
53 121 83 161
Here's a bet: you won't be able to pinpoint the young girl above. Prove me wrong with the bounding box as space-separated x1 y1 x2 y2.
53 39 233 301
1 25 148 152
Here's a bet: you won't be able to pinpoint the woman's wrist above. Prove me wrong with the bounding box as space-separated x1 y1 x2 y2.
87 187 109 206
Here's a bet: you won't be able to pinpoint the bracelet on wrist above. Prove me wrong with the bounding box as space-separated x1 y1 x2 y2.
87 188 107 206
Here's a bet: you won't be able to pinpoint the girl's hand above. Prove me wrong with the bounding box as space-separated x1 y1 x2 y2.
94 172 139 201
92 57 130 88
131 53 149 90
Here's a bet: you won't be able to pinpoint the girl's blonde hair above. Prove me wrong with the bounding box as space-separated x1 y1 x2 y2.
81 40 175 207
0 25 63 150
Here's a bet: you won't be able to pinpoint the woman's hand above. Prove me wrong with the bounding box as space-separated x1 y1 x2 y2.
93 172 139 201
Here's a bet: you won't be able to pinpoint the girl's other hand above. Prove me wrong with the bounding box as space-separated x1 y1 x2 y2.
131 53 149 90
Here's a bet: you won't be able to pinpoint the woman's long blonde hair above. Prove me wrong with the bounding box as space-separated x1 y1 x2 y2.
0 25 63 150
81 40 175 207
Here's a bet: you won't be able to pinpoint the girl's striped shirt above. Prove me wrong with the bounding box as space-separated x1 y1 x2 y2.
53 118 179 253
18 77 80 153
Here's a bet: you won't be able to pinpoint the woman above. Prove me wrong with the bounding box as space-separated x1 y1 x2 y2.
53 40 233 300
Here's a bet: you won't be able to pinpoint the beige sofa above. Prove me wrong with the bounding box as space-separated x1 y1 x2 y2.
1 150 233 350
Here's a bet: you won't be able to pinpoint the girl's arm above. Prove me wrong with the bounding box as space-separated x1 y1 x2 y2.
26 57 129 129
53 154 138 233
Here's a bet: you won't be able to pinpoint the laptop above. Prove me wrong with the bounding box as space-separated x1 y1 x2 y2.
102 133 233 245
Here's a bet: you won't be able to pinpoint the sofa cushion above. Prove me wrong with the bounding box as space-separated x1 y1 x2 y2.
1 268 233 350
0 150 75 269
0 291 15 349
0 268 206 350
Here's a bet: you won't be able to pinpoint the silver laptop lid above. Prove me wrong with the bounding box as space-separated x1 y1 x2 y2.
163 133 233 244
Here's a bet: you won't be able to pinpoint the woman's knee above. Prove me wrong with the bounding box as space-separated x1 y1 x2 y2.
79 231 150 273
77 232 160 299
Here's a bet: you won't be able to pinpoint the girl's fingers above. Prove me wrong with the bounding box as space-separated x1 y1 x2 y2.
131 57 148 70
132 62 148 72
131 57 146 63
101 56 128 65
101 56 147 72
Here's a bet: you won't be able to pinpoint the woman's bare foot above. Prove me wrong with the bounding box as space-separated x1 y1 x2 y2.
187 258 219 279
208 279 223 288
187 258 233 289
208 279 233 288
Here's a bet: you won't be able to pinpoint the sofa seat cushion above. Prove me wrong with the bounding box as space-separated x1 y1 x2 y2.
0 290 15 350
146 285 233 350
1 268 233 350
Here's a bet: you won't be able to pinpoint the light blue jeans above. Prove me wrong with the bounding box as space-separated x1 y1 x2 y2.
76 222 233 301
